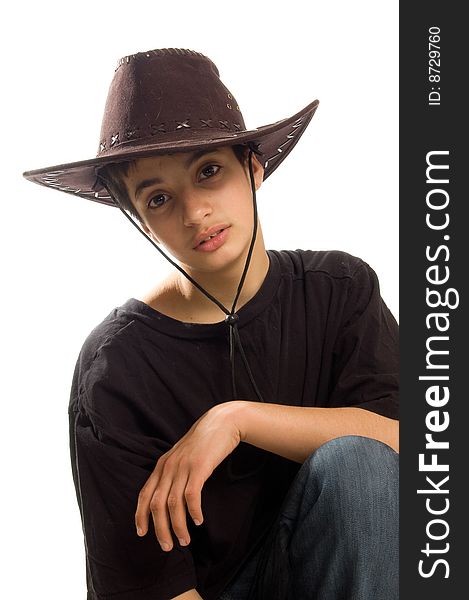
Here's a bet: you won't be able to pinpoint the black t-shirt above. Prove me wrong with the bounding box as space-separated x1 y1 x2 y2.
68 249 399 600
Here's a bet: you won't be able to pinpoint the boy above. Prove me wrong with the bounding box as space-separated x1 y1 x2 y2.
24 48 399 600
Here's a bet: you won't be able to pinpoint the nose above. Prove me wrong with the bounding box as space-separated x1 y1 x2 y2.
181 189 213 227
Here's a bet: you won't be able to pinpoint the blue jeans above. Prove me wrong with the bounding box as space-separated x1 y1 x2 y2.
218 436 399 600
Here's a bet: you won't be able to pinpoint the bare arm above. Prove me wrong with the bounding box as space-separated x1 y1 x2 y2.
171 590 203 600
135 400 398 553
228 401 399 461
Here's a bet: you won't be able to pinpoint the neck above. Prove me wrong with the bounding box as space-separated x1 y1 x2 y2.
174 228 269 316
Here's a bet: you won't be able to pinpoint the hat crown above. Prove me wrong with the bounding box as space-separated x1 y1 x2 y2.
98 48 246 156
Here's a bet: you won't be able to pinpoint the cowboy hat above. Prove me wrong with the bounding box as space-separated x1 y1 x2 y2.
23 48 319 207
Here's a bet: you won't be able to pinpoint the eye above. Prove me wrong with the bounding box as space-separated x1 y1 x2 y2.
147 193 170 209
199 164 221 180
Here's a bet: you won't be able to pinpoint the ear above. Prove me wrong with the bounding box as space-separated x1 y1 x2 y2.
246 151 265 191
141 222 160 244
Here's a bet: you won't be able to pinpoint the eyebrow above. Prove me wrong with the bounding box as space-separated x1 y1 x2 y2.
134 149 220 200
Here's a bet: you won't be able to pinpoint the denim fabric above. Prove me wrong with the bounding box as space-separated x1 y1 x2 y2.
218 436 399 600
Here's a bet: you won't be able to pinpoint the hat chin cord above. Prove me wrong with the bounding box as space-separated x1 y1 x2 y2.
110 149 265 404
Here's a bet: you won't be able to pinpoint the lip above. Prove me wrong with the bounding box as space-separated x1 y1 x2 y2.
193 224 230 249
193 226 231 252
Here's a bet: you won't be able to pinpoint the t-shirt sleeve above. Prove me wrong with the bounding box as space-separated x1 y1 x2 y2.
68 339 197 599
328 259 399 419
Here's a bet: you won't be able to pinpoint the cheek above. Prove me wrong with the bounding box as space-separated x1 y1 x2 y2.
226 185 254 217
141 220 166 245
148 221 187 254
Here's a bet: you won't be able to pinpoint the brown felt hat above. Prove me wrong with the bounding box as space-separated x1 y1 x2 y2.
23 48 319 207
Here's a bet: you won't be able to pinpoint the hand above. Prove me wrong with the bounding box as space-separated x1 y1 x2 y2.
135 401 244 552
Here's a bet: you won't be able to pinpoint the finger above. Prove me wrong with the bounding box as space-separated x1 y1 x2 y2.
184 474 204 526
167 472 191 546
149 477 174 552
135 469 162 537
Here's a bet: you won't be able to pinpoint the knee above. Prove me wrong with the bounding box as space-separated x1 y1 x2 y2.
301 435 399 508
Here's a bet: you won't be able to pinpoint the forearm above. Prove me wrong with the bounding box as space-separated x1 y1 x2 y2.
220 402 399 463
171 590 203 600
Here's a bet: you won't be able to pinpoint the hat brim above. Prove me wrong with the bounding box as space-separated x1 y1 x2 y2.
23 100 319 208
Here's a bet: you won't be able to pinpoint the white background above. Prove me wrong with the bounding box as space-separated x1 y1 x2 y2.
2 1 397 597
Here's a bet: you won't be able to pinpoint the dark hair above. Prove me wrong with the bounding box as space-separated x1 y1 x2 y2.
97 144 259 224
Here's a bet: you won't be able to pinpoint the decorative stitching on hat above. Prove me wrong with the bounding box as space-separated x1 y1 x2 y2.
263 117 304 169
150 123 166 134
40 170 66 189
115 48 212 72
37 109 310 203
38 171 111 202
97 119 245 154
125 128 140 140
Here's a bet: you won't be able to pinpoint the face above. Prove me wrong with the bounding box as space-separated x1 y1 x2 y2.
122 146 265 274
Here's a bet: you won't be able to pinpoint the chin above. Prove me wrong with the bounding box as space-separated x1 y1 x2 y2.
179 241 252 275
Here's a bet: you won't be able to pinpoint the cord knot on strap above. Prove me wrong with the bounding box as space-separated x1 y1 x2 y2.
225 313 239 326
